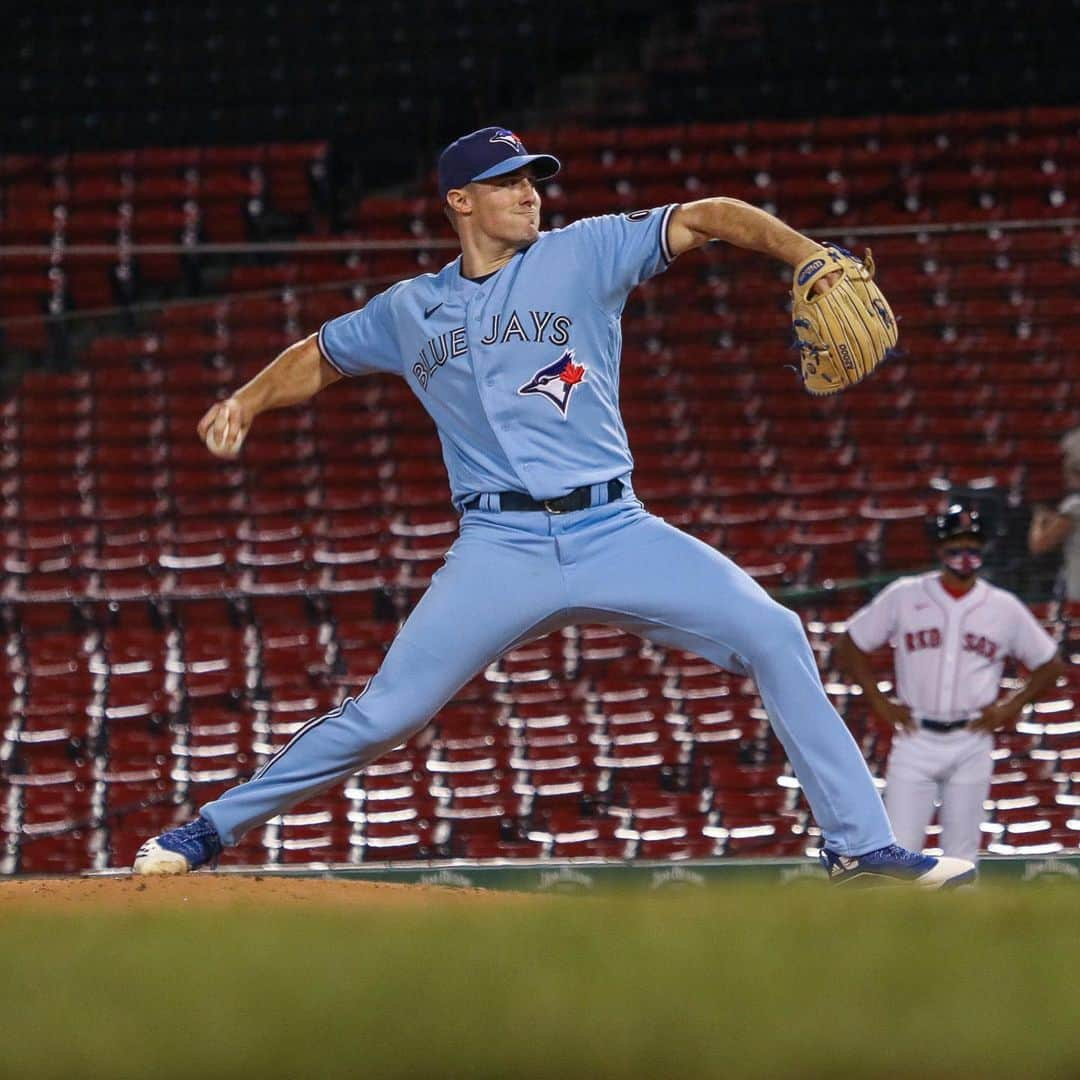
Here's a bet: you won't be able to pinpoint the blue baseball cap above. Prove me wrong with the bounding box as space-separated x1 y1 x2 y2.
437 126 560 200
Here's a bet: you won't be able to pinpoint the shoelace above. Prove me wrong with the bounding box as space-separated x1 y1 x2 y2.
175 818 221 854
865 843 922 866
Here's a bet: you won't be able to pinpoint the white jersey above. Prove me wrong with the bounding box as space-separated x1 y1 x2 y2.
846 572 1058 721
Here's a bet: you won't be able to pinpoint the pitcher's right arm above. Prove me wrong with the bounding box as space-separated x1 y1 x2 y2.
197 333 342 458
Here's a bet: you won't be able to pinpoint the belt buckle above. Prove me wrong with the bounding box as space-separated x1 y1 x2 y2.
543 498 566 515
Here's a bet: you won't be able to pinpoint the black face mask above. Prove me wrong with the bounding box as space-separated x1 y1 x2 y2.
941 546 983 578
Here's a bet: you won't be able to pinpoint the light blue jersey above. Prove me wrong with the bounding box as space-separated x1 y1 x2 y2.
318 205 676 507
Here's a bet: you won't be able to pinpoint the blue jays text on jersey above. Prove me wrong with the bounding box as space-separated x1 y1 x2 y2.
479 309 573 346
317 204 679 508
411 309 574 392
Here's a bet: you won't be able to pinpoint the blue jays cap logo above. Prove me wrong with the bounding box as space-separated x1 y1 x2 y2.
517 349 587 418
489 129 525 153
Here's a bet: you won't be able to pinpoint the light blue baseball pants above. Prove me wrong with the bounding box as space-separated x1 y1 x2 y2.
201 496 894 855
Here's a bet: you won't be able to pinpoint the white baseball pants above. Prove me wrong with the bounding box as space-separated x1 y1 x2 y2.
884 728 993 864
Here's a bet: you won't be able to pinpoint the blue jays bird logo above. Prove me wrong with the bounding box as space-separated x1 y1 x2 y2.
489 129 525 153
517 349 588 418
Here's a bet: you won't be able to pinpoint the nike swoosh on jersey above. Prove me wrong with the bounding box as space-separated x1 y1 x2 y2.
424 302 444 319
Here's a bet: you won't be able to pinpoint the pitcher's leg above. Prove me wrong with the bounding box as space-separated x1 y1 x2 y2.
566 506 894 855
202 521 565 844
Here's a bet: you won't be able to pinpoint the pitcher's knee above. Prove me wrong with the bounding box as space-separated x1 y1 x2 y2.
746 602 811 663
337 686 434 758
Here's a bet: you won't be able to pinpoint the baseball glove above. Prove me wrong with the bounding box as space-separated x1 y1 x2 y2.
791 243 898 396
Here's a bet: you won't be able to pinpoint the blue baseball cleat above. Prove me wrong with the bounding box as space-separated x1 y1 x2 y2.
133 816 223 876
821 843 975 889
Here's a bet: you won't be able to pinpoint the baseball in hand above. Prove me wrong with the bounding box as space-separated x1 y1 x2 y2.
202 402 244 457
204 423 233 455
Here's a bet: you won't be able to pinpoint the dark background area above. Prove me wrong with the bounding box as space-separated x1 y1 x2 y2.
4 0 1078 196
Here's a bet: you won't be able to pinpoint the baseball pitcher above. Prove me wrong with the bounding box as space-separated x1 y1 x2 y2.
135 126 968 886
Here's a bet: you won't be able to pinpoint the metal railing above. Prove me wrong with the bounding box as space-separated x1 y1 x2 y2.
1 215 1075 331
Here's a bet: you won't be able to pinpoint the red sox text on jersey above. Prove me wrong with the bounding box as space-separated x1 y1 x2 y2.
903 626 1001 660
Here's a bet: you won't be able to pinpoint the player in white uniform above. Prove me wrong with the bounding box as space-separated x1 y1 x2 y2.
836 505 1064 863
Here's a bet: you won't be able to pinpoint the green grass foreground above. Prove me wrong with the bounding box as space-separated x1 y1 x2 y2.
2 884 1078 1079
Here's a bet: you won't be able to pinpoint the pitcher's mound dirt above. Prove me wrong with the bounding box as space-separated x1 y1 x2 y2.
0 874 536 912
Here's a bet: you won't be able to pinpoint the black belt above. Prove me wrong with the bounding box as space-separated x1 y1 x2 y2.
462 479 624 514
920 718 970 733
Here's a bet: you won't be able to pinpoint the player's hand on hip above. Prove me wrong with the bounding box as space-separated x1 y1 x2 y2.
874 699 916 733
197 396 251 459
970 703 1014 734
